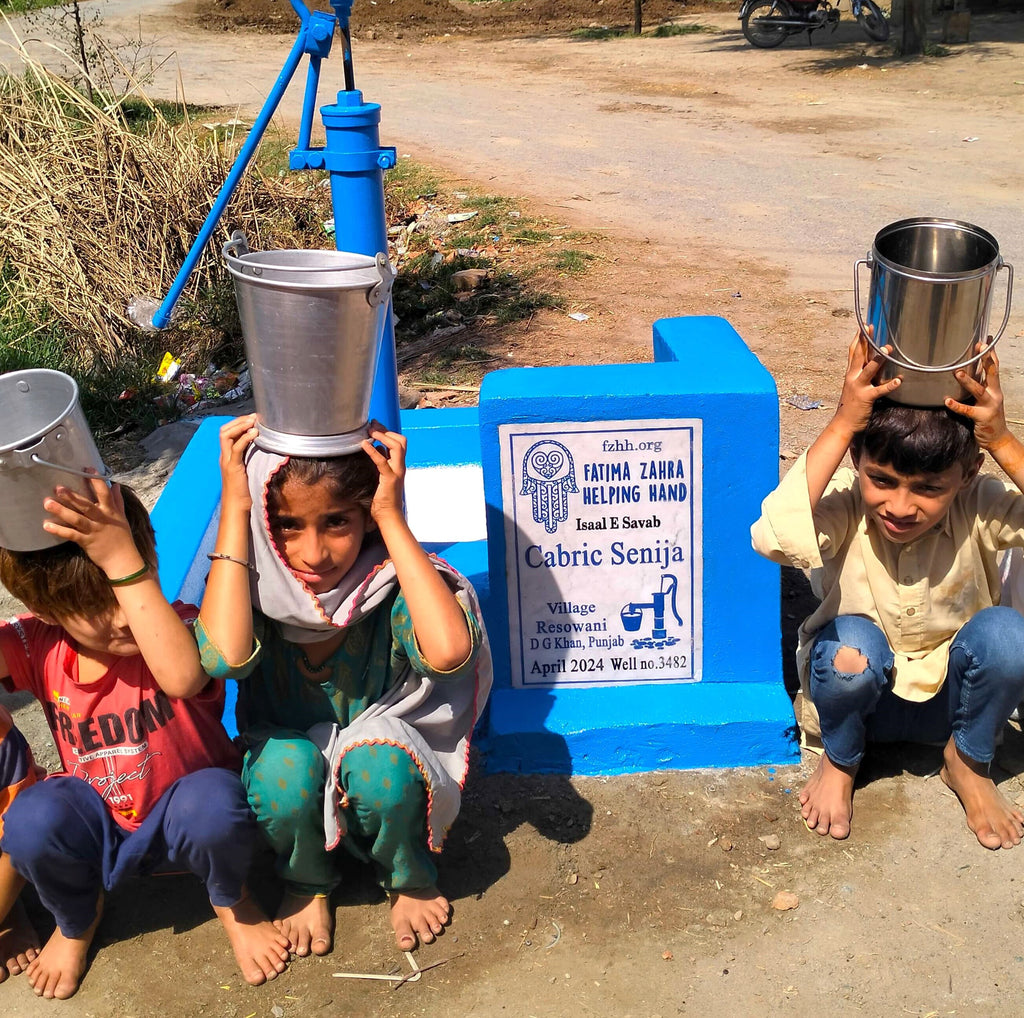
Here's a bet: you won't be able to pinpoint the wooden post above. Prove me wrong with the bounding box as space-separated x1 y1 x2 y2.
897 0 927 54
633 0 643 35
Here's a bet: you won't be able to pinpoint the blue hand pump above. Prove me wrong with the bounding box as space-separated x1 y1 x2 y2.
140 0 400 431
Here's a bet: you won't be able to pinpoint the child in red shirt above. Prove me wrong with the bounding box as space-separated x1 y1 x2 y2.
0 477 289 998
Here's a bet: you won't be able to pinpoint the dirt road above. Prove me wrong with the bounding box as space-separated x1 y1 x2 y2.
4 4 1024 1017
36 0 1024 301
6 1 1023 424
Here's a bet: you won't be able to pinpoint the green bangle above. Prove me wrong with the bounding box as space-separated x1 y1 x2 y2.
108 563 150 587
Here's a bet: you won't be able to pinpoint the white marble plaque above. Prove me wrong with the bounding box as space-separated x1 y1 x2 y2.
499 419 703 687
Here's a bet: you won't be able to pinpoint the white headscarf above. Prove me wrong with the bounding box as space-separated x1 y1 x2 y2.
245 445 390 644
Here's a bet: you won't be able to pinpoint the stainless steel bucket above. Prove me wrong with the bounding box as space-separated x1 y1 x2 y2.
0 369 109 552
854 218 1014 407
223 231 396 456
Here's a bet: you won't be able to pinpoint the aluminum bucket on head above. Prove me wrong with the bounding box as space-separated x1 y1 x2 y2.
0 369 109 552
854 218 1014 407
223 231 396 456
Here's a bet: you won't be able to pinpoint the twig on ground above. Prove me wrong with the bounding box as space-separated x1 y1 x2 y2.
391 952 464 990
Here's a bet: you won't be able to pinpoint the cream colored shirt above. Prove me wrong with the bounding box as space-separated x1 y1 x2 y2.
751 452 1024 736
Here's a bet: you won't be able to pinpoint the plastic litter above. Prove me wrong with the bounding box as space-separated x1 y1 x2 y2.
786 394 821 411
152 366 252 418
154 352 181 383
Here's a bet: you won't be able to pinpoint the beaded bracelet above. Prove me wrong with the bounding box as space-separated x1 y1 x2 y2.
108 564 150 587
207 552 252 569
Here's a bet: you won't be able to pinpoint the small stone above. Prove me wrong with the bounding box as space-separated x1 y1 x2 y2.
662 950 674 961
705 909 733 927
271 1008 284 1018
451 268 490 292
719 837 734 852
567 872 579 885
772 891 800 911
733 910 743 921
759 833 782 851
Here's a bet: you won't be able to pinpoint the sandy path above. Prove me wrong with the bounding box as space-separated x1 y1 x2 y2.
5 2 1023 397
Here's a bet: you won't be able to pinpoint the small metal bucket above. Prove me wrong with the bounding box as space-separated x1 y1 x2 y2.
223 231 396 456
0 369 109 552
854 217 1014 407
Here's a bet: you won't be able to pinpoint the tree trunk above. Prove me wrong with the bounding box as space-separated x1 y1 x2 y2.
72 0 94 104
894 0 928 54
633 0 643 35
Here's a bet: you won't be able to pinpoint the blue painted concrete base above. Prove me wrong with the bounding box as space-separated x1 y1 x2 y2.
475 316 798 775
486 684 798 775
149 316 798 776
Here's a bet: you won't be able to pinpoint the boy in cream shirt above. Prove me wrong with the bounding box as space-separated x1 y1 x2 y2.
752 333 1024 850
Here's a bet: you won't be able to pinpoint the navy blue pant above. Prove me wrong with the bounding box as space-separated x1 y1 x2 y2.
810 607 1024 768
0 768 255 937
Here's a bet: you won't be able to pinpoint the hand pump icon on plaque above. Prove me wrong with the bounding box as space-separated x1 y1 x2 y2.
620 574 682 649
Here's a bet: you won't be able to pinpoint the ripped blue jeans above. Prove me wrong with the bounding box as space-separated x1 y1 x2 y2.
809 608 1024 768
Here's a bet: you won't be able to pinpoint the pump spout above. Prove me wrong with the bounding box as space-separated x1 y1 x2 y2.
661 574 683 627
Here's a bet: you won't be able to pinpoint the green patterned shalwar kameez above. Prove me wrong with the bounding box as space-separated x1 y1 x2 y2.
196 589 482 896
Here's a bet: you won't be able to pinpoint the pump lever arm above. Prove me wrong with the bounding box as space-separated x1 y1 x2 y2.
139 4 337 331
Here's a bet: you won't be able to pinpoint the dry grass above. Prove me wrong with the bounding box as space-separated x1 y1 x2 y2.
0 28 331 370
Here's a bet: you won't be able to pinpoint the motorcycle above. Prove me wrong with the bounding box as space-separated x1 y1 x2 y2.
739 0 890 47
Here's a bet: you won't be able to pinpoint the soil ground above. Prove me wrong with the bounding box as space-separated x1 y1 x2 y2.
189 0 721 41
4 1 1024 1015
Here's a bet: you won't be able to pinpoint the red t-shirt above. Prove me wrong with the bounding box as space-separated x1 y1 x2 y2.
0 604 241 831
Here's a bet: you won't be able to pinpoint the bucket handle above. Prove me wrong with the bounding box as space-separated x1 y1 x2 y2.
222 230 251 261
30 456 113 483
854 256 1015 374
368 252 396 308
0 446 112 482
223 232 395 307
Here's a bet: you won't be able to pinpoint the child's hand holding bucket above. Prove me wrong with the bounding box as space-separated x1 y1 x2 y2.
946 341 1009 451
835 329 903 436
219 413 260 515
362 421 407 527
43 476 146 581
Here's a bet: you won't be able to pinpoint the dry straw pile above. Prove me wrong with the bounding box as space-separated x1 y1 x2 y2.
0 37 330 370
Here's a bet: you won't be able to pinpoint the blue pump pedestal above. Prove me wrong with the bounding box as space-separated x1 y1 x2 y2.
290 90 400 432
150 316 798 776
478 316 798 774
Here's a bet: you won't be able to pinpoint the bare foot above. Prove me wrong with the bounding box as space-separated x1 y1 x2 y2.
940 738 1024 850
214 893 291 985
274 891 333 957
799 753 857 840
26 895 102 1000
389 886 450 950
0 897 40 982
